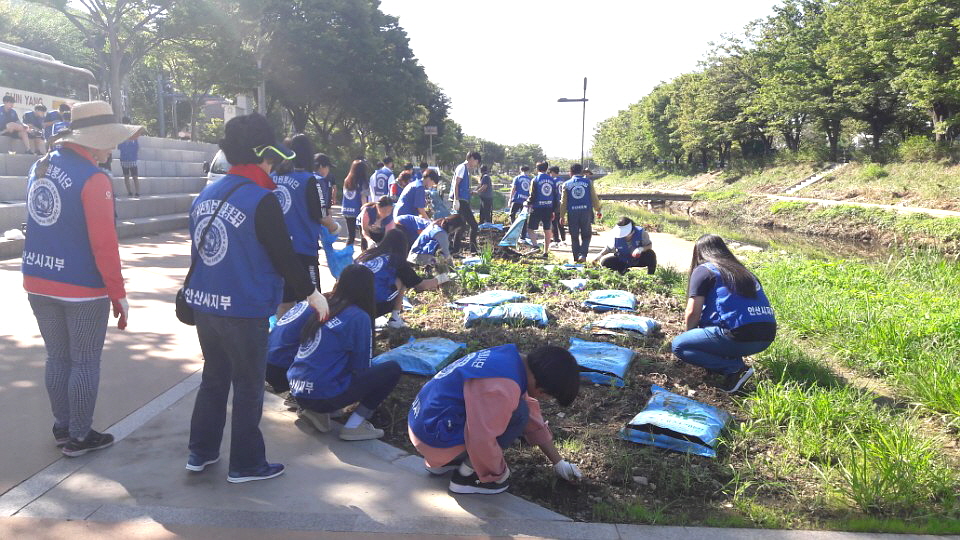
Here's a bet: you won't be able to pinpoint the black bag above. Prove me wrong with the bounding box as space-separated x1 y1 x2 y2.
175 181 249 326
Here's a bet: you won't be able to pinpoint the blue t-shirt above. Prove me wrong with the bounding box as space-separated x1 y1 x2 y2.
1 107 20 126
43 111 62 139
118 138 139 163
479 174 493 200
22 111 43 131
395 179 426 217
287 305 373 400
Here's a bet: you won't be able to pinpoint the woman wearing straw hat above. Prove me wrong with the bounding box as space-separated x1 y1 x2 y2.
22 101 142 457
183 112 329 483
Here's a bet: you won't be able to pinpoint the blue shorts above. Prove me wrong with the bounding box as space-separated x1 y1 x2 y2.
527 208 553 230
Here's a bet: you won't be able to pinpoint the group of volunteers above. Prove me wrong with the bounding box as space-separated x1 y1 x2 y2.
21 107 775 495
2 95 71 155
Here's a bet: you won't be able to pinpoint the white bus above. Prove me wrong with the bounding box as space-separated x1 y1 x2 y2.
0 41 98 116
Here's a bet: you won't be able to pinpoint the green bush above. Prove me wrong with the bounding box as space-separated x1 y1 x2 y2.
858 163 888 181
898 136 939 162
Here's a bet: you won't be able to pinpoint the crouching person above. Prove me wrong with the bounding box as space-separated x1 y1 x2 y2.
408 344 583 495
591 217 656 275
407 215 464 267
286 264 401 441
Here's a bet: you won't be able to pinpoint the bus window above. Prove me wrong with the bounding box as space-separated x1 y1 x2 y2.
88 84 99 101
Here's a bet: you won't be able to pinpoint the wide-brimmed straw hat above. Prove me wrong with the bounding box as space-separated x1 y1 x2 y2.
49 101 145 150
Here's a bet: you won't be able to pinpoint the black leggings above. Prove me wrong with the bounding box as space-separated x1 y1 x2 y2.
453 199 479 252
479 198 493 224
551 215 566 242
602 250 657 275
295 361 402 418
344 215 357 246
265 363 289 393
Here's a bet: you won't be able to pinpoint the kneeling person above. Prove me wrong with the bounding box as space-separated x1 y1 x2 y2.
286 264 401 441
592 217 656 274
408 344 583 495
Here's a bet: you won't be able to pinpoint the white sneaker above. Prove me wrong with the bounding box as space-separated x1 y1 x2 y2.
387 315 408 329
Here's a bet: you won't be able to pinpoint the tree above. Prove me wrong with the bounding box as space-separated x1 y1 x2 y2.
34 0 174 119
504 143 546 171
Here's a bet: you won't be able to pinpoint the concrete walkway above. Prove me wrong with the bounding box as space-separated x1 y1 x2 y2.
0 228 946 539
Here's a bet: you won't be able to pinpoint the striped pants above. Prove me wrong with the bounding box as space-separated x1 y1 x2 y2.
28 294 111 440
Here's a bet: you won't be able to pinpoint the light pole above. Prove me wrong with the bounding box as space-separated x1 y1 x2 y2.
557 76 588 165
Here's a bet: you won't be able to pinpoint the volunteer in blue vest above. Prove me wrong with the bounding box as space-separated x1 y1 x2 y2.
548 165 566 246
390 170 410 199
341 159 366 246
591 217 657 274
524 161 558 256
184 112 330 483
117 117 141 197
22 103 48 154
370 157 394 201
288 264 401 441
356 229 450 329
508 165 531 239
272 134 340 319
2 95 33 154
408 344 583 494
449 151 481 254
557 163 602 263
407 215 464 267
475 165 494 224
313 153 335 213
395 214 432 247
672 234 777 393
358 196 395 251
23 101 141 457
395 166 432 218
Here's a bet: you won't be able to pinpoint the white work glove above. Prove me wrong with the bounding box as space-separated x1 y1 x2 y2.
435 273 451 285
111 297 128 330
306 289 329 321
553 460 582 482
632 247 643 258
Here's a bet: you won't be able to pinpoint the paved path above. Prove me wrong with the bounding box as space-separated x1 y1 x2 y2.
0 227 946 539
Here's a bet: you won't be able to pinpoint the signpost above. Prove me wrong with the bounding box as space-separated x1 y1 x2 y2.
424 125 438 161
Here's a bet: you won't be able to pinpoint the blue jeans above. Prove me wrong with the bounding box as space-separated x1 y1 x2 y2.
295 361 402 419
671 326 772 375
189 312 270 473
566 211 593 260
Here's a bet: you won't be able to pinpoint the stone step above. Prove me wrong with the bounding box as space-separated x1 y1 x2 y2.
0 193 196 232
0 176 205 201
0 155 207 177
0 212 189 260
137 136 218 154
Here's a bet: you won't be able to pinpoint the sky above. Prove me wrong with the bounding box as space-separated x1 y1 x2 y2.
378 0 782 159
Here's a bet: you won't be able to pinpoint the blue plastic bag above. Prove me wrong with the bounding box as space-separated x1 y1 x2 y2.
455 290 525 307
320 225 354 278
568 337 635 387
499 209 528 247
589 314 661 338
463 302 548 328
461 256 484 267
560 278 588 291
372 337 467 376
583 289 637 312
478 223 504 231
618 385 731 458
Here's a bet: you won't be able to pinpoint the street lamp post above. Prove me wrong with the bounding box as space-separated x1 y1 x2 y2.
557 77 588 165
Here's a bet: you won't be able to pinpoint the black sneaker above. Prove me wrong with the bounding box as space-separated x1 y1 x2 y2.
53 426 70 448
227 462 285 484
449 469 509 494
62 430 114 457
722 367 755 394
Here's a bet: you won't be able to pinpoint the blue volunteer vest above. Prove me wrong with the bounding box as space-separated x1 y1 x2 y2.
360 254 399 303
411 223 443 255
614 226 646 262
511 174 531 204
699 263 776 331
372 167 392 197
395 179 424 216
409 344 528 448
267 301 316 370
341 186 361 217
529 173 555 209
454 163 471 200
287 305 371 399
396 214 429 246
272 170 323 257
564 176 592 212
315 174 332 207
356 205 394 229
22 147 106 288
186 175 282 318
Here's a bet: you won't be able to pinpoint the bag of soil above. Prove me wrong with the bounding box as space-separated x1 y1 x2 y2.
455 290 525 306
479 223 504 231
463 302 548 328
582 289 637 312
499 208 528 247
589 313 660 338
568 337 634 387
372 337 467 376
619 385 731 458
560 278 588 291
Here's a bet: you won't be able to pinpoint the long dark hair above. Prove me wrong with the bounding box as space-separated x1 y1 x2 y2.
343 159 367 191
288 133 315 171
300 264 376 344
356 228 409 269
689 234 758 297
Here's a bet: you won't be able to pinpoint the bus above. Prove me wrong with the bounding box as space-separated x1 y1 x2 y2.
0 41 98 116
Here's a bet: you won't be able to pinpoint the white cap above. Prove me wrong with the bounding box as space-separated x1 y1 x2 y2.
614 223 633 238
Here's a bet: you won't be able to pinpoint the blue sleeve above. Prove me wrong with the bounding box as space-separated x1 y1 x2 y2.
415 185 425 208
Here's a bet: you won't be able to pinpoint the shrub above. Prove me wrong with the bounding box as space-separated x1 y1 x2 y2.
858 163 888 181
898 136 939 162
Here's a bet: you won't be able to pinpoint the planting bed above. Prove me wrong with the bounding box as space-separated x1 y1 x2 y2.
361 228 960 532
